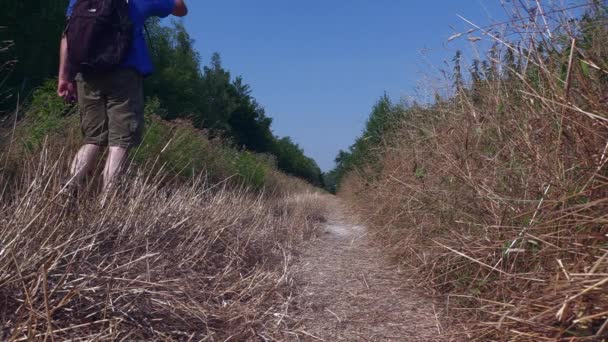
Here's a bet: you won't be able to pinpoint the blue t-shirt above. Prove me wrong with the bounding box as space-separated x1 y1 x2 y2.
67 0 175 76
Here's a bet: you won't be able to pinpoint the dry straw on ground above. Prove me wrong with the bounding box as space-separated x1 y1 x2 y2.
0 139 329 340
340 2 608 340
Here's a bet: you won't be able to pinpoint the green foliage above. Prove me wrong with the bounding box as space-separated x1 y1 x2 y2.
0 0 69 114
143 20 202 119
134 112 266 187
235 151 267 189
273 137 323 187
18 80 76 151
229 77 275 153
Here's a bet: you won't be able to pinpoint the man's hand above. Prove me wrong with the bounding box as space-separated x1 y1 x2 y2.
173 0 188 17
57 36 75 101
57 79 76 102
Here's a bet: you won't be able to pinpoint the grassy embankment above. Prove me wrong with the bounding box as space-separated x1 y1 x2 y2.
337 3 608 340
0 82 329 340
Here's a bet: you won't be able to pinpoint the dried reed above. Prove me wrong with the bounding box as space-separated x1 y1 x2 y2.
340 2 608 340
0 137 329 340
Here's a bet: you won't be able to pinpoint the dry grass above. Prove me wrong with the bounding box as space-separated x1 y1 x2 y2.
0 138 330 340
293 202 441 341
0 28 16 117
340 2 608 340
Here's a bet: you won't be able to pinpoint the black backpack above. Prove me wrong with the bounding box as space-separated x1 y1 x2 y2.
66 0 133 78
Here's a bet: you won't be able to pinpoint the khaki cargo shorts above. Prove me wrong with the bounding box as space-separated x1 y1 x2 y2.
76 68 144 148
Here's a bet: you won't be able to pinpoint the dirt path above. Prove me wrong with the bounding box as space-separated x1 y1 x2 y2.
290 203 443 341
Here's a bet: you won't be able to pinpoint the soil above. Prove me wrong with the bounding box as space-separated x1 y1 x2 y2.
289 202 444 341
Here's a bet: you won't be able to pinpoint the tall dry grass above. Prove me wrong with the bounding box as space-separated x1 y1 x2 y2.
340 2 608 340
0 136 329 340
0 26 16 118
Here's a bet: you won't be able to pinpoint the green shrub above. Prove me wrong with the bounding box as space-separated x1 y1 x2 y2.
18 80 78 151
235 151 266 189
135 99 276 189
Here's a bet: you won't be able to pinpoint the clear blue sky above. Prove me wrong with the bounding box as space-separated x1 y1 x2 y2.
180 1 509 171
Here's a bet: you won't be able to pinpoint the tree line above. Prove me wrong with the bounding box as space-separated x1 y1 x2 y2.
0 1 323 186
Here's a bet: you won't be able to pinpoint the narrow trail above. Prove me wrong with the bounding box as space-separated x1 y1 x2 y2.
291 202 443 341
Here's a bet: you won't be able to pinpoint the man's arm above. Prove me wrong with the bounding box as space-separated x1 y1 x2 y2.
173 0 188 17
57 35 74 99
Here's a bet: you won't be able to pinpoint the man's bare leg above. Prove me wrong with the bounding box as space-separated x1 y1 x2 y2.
99 146 129 206
102 146 129 191
67 144 101 188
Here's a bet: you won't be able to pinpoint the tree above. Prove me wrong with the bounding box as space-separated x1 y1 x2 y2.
145 19 203 120
0 0 69 115
195 53 236 132
229 77 274 152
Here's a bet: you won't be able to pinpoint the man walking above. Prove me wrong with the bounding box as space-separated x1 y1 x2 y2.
57 0 188 194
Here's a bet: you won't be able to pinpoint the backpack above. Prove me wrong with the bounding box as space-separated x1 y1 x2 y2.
66 0 133 79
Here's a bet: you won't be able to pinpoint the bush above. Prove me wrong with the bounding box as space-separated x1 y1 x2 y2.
17 80 79 151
